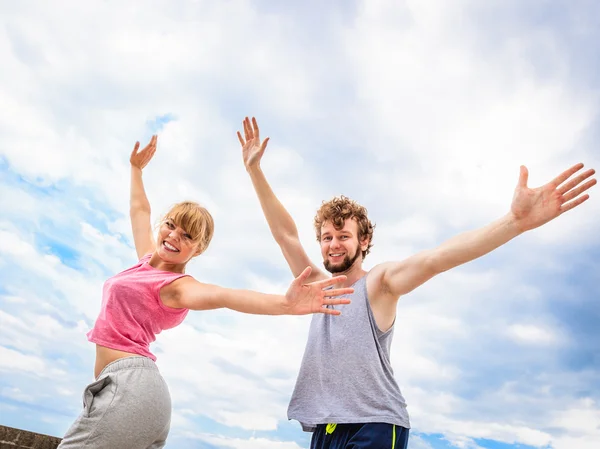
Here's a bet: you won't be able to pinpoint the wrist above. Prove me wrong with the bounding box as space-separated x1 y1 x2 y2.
505 211 526 236
278 294 293 316
246 163 262 175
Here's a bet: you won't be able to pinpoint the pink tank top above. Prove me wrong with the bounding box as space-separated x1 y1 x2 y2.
87 253 189 361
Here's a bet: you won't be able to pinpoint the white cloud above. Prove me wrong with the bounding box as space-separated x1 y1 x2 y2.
551 399 600 448
409 435 435 449
0 346 66 377
190 432 305 449
1 387 36 403
507 323 562 346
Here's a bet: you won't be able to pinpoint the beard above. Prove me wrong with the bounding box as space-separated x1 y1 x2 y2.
323 249 362 274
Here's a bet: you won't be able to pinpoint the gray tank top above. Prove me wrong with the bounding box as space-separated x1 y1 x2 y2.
287 274 410 431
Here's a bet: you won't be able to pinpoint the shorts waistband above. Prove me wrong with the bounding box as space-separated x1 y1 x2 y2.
99 356 157 377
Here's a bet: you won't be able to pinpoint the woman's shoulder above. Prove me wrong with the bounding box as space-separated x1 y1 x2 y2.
158 274 197 309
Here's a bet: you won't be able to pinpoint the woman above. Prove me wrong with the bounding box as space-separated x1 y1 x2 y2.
58 135 353 449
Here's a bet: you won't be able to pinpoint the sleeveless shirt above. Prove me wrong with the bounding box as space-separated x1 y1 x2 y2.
287 274 410 431
87 253 189 361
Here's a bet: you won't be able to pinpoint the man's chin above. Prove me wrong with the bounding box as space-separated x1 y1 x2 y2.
324 251 362 274
324 261 348 274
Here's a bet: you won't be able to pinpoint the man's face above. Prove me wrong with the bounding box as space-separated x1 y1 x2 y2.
320 219 366 274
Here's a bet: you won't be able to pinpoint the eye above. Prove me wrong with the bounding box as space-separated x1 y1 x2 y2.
323 236 331 241
166 221 175 229
183 233 192 240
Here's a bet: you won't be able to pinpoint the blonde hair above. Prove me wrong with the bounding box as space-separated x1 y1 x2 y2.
314 195 375 259
162 201 214 255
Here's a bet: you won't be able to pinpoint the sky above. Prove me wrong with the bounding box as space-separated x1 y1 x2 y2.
0 1 599 448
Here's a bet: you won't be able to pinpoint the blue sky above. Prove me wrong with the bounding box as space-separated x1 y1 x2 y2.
1 1 599 448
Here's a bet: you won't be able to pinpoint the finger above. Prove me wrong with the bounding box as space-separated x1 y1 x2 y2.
260 137 270 153
142 140 153 152
237 131 245 147
550 163 585 187
142 146 153 156
319 307 342 316
518 165 529 188
130 141 140 158
561 178 597 203
560 194 590 213
252 117 260 141
244 117 253 141
311 275 347 289
324 288 354 297
556 169 595 195
323 297 351 306
244 117 252 142
294 266 313 284
241 118 248 140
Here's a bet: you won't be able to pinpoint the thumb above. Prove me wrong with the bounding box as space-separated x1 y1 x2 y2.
130 141 140 158
518 165 529 188
259 137 270 155
294 266 312 285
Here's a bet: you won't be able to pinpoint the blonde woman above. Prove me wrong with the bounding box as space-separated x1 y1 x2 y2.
58 136 353 449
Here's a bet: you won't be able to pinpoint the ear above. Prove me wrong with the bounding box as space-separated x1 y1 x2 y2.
359 236 370 251
191 241 205 257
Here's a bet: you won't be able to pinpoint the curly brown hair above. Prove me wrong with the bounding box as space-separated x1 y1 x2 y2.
314 196 375 259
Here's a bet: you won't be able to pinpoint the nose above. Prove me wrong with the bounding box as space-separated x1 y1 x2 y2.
330 237 342 248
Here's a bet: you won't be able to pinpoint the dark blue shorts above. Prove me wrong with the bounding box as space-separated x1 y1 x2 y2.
310 423 409 449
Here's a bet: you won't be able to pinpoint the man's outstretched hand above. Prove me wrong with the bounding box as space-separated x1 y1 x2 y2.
511 163 596 232
238 116 269 171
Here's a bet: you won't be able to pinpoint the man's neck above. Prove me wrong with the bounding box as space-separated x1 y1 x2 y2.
333 262 367 288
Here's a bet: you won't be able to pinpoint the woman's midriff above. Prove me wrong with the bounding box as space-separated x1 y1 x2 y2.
94 344 144 378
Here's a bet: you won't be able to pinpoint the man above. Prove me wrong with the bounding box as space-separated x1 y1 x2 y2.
237 117 596 449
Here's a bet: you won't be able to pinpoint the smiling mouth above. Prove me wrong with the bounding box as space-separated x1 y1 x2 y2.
163 241 180 253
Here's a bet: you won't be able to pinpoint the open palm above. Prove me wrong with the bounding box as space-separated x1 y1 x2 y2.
283 267 354 316
511 163 596 232
130 135 157 170
237 116 269 169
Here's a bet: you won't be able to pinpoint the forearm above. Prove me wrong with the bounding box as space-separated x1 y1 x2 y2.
432 213 522 273
247 166 299 241
130 166 151 211
180 281 288 315
221 289 287 315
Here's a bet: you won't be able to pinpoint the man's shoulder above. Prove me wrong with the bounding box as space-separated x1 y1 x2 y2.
366 263 400 300
366 262 391 280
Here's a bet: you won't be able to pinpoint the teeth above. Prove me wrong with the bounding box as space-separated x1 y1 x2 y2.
164 242 179 252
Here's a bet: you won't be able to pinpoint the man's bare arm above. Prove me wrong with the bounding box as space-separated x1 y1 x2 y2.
239 117 328 283
379 163 596 298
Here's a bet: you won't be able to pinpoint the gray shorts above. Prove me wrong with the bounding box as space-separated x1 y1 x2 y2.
58 356 171 449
